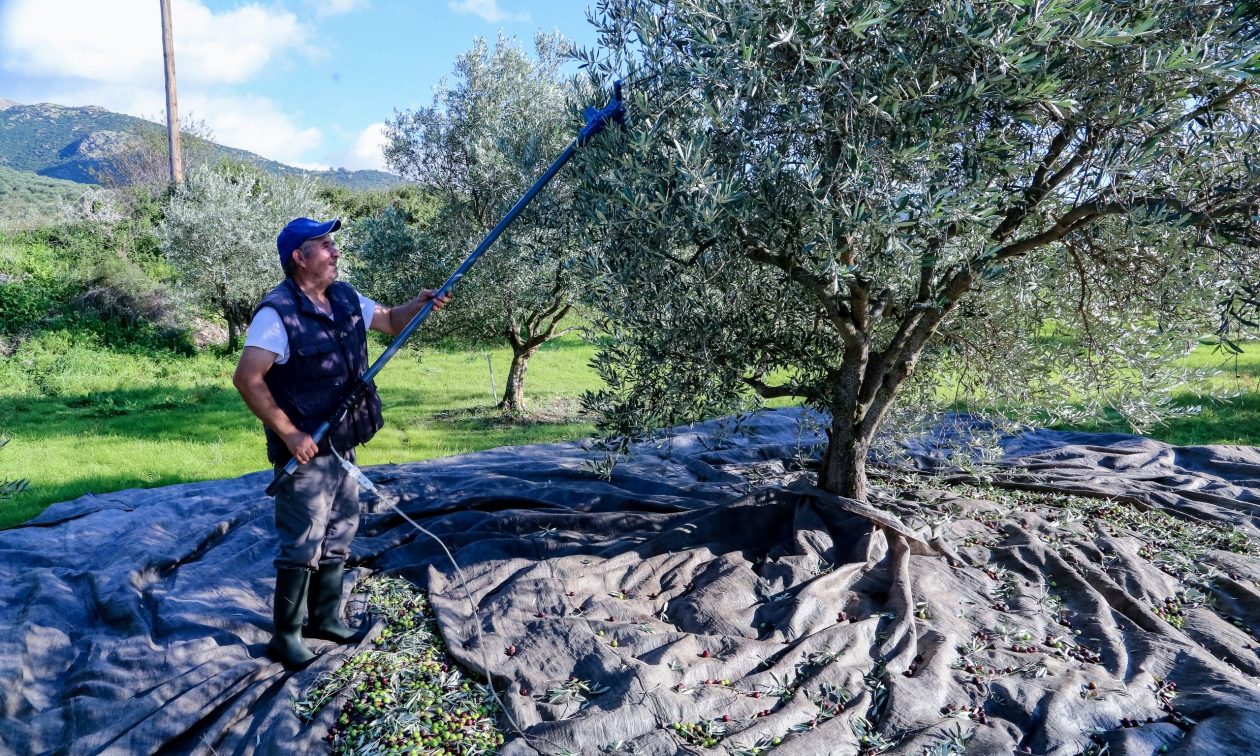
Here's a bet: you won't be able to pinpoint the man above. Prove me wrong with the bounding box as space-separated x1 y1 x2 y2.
233 217 450 669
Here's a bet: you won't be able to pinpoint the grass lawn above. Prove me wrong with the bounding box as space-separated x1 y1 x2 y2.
0 331 602 528
1056 341 1260 446
3 329 1260 530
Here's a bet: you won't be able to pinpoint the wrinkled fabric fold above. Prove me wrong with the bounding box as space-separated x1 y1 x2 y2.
1 408 1257 754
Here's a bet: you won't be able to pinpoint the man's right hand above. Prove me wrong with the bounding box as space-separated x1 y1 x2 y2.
283 431 320 464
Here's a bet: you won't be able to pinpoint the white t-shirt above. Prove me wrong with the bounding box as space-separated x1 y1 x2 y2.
244 293 377 364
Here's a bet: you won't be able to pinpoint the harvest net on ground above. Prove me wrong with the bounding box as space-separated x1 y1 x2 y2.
1 408 1257 754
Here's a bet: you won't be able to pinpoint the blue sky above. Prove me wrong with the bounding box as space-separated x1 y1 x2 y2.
0 0 601 171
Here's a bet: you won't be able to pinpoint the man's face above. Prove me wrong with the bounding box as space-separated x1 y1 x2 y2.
295 234 340 287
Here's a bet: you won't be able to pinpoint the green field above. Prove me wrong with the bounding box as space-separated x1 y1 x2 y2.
1065 344 1260 446
0 166 88 230
0 331 602 528
3 325 1260 529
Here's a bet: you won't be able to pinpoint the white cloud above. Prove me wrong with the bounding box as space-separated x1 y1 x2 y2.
175 3 306 85
309 0 371 18
0 0 305 87
447 0 530 24
184 94 324 166
337 122 390 171
0 0 328 167
0 0 412 172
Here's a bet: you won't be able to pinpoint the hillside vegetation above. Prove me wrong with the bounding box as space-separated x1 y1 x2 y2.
0 328 601 529
0 166 87 229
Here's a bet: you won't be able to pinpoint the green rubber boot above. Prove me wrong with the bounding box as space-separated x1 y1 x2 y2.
266 567 316 670
304 562 359 643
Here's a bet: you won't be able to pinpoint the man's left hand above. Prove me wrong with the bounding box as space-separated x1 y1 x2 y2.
422 289 453 311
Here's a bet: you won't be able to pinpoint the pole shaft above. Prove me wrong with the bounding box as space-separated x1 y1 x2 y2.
159 0 184 185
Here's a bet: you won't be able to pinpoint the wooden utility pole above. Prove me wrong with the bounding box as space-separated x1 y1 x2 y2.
160 0 184 185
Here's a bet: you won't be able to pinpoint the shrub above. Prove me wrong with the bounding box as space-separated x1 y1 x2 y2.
72 255 194 353
0 223 192 352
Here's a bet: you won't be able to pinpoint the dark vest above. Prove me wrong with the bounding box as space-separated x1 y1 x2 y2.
255 278 384 464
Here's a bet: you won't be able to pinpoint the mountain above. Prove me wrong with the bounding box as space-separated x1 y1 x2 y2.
0 100 403 191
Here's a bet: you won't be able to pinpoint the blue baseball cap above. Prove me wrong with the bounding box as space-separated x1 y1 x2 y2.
276 217 342 268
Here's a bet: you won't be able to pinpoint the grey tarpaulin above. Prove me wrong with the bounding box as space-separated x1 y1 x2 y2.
1 408 1258 754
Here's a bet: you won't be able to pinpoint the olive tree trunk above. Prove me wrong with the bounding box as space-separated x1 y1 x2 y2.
499 344 540 413
497 299 573 413
744 229 976 501
224 299 252 352
818 344 873 500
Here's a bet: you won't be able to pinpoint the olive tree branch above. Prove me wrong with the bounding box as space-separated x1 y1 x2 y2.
737 225 860 345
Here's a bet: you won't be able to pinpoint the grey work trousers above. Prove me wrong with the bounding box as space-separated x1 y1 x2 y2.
272 449 360 570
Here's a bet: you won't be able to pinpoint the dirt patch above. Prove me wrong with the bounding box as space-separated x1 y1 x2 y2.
433 397 589 427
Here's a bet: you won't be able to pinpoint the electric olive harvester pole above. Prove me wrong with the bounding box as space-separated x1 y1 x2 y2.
265 83 626 496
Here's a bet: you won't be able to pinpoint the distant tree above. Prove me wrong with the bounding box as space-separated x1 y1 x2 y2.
379 33 596 412
94 116 217 197
316 183 434 225
63 117 219 266
346 203 440 321
574 0 1260 500
160 163 328 349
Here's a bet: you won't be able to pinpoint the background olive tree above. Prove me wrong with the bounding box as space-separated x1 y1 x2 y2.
573 0 1260 500
160 163 328 349
375 33 595 412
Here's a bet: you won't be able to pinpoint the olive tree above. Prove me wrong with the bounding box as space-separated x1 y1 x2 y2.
379 33 594 412
573 0 1260 500
160 163 328 349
